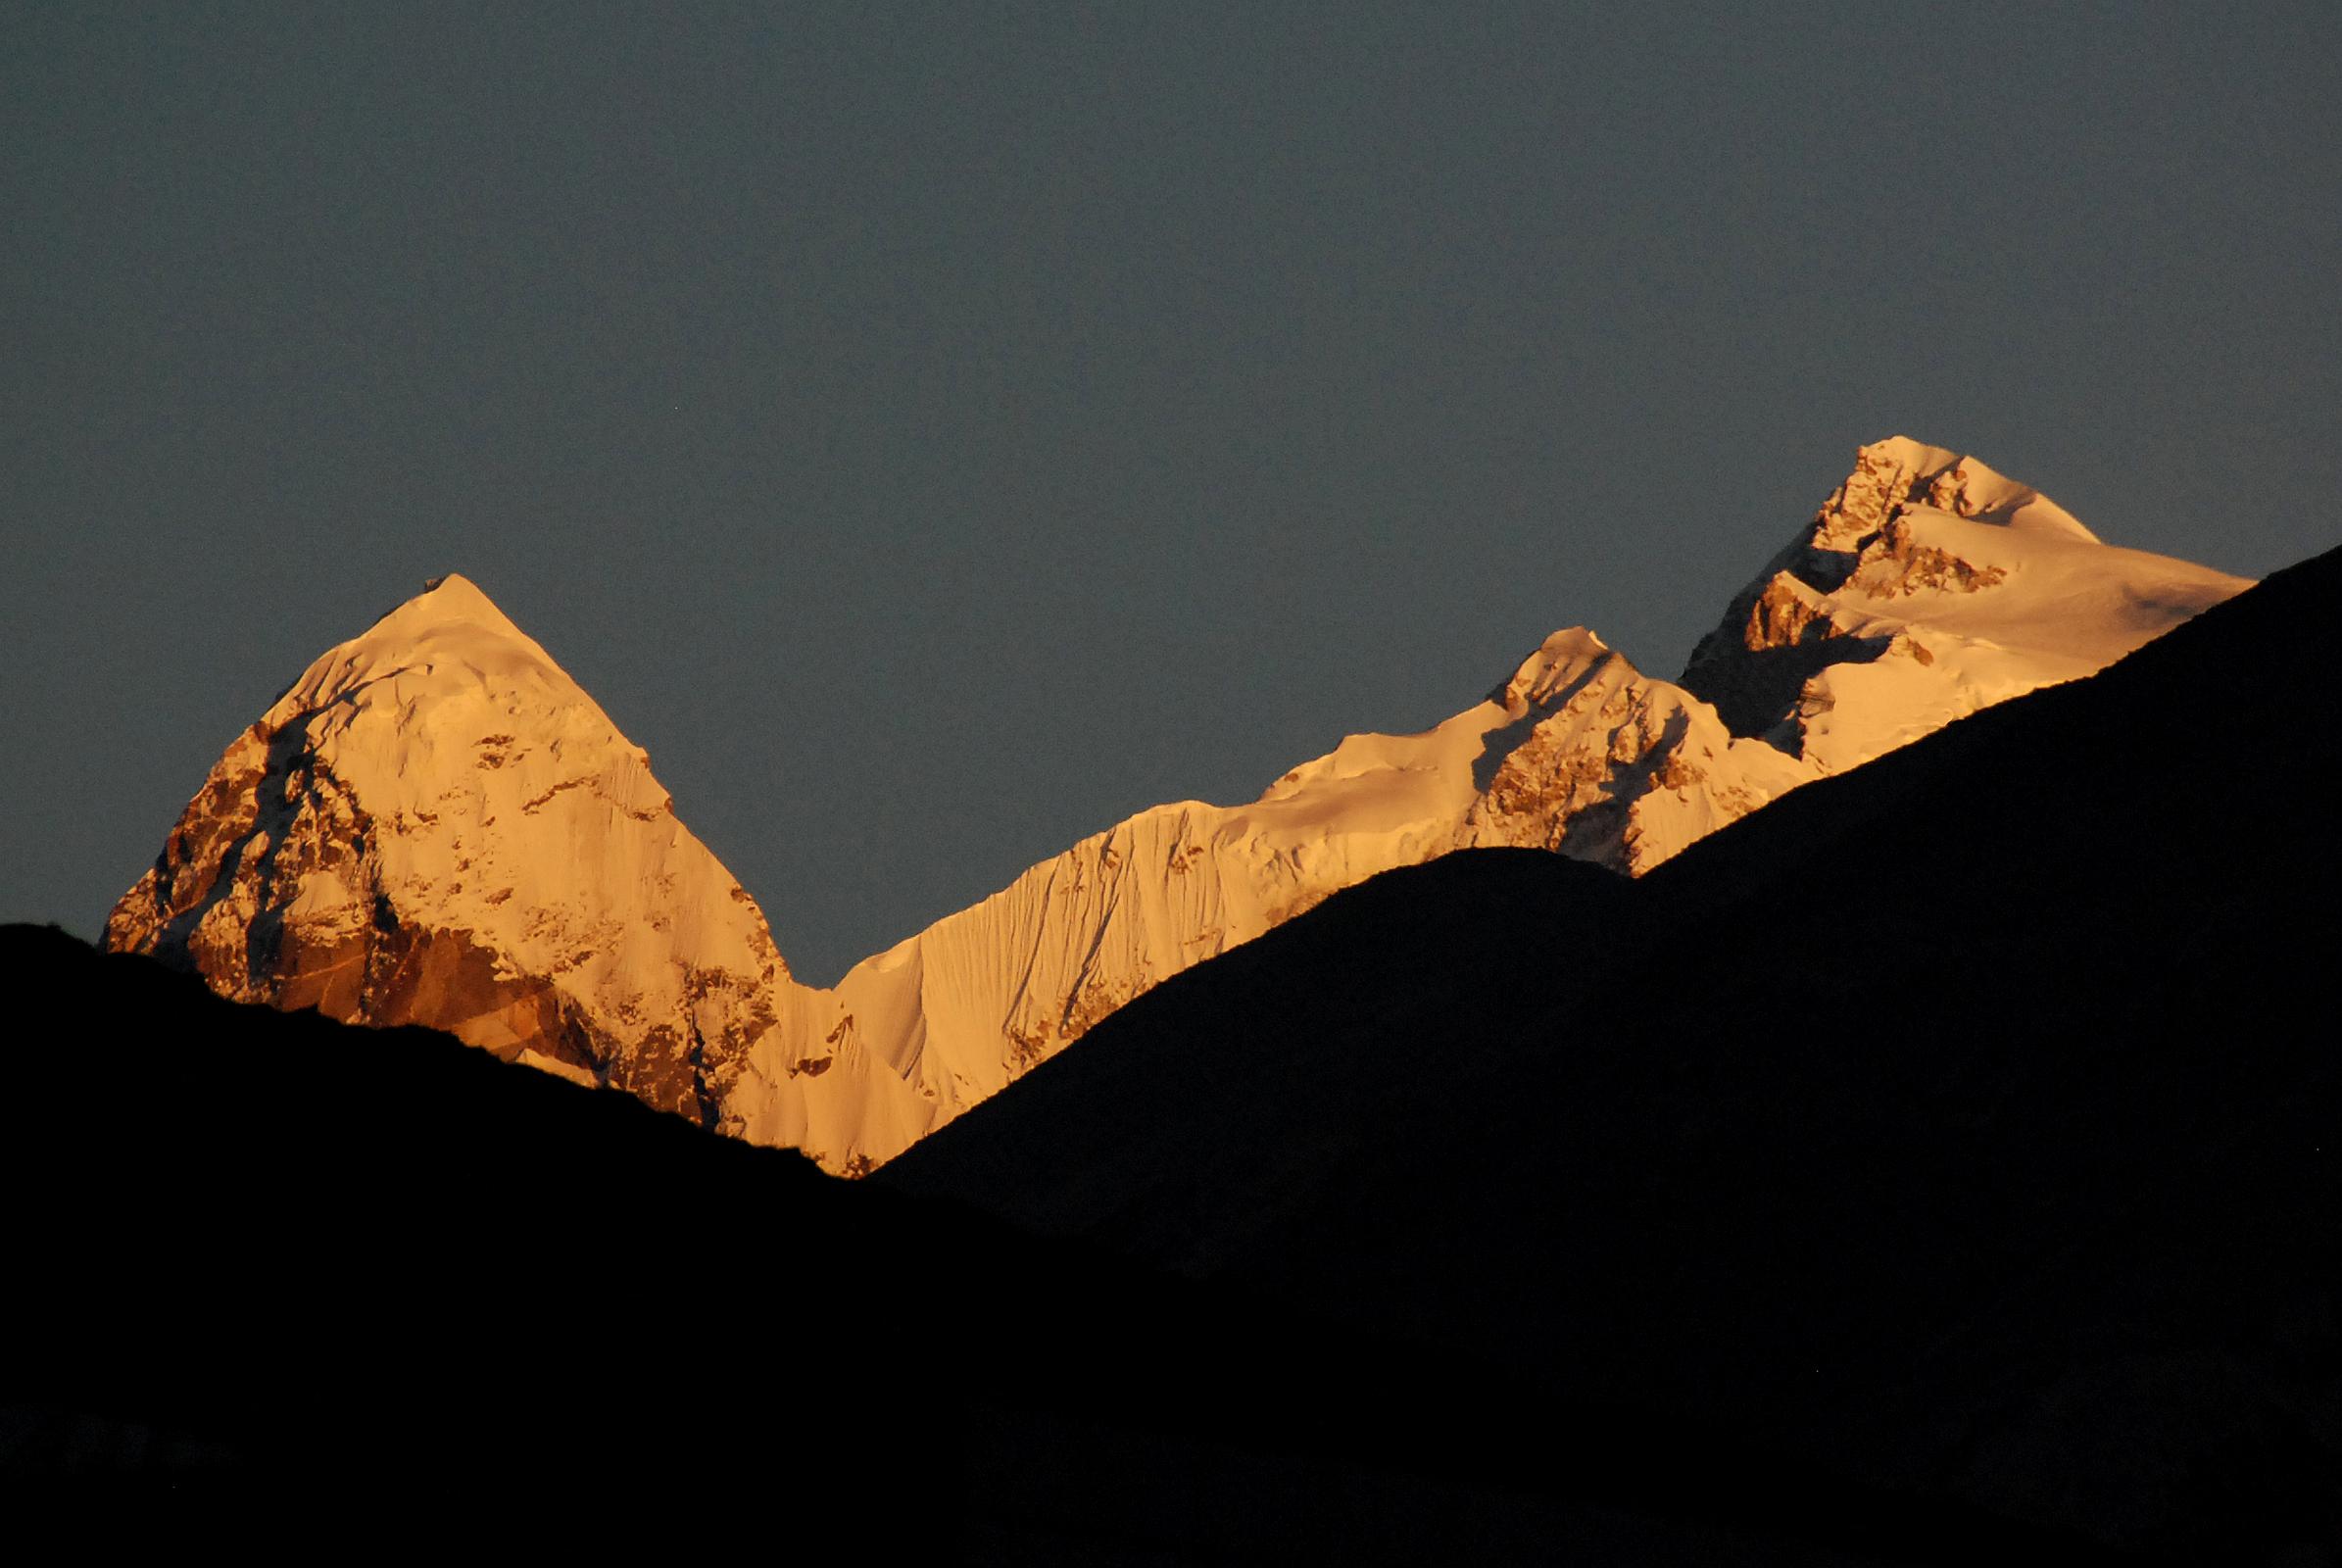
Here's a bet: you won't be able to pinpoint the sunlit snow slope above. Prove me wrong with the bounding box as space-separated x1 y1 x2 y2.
111 440 2250 1171
1680 437 2247 769
103 576 928 1164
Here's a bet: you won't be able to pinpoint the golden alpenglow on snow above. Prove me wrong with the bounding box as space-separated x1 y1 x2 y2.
110 441 2251 1172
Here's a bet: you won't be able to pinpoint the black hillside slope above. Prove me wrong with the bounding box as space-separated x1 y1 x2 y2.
5 923 2103 1563
885 543 2342 1559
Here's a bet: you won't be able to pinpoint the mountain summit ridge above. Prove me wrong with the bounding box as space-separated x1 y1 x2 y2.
1679 438 2238 764
103 570 931 1157
107 439 2253 1170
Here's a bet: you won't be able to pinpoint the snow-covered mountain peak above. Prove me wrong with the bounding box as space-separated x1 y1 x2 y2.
110 440 2252 1177
1804 437 2097 561
412 569 514 624
270 572 592 727
105 572 943 1149
1914 455 2096 542
1499 626 1616 707
1682 438 2247 769
340 571 523 656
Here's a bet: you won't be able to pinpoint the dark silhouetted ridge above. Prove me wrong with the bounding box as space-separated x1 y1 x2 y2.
887 544 2342 1560
8 923 2107 1561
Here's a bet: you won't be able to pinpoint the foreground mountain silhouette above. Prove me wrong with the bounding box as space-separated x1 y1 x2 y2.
104 439 2248 1172
8 923 2122 1562
883 542 2342 1557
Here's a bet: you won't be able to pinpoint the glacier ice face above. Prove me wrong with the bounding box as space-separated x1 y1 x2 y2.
110 442 2254 1172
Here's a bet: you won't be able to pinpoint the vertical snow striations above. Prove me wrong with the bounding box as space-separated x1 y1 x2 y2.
110 443 2252 1171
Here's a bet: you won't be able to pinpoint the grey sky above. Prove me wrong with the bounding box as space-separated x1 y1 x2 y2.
7 3 2337 982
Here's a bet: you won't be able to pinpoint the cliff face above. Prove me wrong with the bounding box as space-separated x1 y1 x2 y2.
110 441 2253 1172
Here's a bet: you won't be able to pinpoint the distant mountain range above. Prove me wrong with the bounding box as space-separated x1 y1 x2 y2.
23 521 2335 1556
105 438 2249 1171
